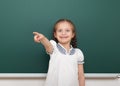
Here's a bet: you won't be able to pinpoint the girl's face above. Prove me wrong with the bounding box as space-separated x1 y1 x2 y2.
54 21 75 44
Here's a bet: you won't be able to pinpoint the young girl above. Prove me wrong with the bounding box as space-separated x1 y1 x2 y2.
33 19 85 86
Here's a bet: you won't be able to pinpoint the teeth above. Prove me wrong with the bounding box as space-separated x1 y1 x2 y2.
61 37 67 38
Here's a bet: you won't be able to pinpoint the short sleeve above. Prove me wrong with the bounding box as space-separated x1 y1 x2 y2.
46 40 56 55
76 49 84 64
50 40 56 48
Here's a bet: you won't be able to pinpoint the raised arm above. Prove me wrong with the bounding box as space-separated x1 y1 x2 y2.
33 32 53 54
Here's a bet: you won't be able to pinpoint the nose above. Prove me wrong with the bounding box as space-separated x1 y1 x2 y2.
62 31 66 35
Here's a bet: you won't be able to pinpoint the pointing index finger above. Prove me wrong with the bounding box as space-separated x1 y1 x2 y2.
33 32 40 35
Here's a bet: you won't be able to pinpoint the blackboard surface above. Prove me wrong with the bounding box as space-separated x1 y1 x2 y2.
0 0 120 73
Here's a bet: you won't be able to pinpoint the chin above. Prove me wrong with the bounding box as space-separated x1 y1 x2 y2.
59 40 70 44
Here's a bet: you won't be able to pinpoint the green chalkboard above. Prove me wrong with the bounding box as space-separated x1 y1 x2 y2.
0 0 120 73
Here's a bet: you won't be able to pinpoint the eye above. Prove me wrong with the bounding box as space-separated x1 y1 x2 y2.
66 29 70 32
57 29 62 32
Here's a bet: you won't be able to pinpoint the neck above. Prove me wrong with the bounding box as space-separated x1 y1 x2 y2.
59 43 71 52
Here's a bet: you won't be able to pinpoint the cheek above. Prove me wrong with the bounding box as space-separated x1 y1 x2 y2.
69 33 74 39
72 33 75 38
54 32 58 38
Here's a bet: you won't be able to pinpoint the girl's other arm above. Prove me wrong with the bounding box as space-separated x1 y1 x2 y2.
33 32 53 54
78 64 85 86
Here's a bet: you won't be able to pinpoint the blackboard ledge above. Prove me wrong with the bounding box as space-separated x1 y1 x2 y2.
0 73 119 79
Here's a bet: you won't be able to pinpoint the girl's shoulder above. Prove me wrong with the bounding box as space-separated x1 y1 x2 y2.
49 40 57 47
74 48 84 64
50 40 56 44
74 48 83 54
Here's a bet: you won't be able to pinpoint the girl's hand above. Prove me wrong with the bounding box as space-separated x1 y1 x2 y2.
33 32 53 54
33 32 45 43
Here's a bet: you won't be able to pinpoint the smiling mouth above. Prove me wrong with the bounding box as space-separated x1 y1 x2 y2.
60 36 68 38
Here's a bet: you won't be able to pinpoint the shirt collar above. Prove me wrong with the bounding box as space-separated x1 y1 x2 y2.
57 43 75 55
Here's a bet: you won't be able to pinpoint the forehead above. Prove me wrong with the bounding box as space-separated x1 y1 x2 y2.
55 21 73 29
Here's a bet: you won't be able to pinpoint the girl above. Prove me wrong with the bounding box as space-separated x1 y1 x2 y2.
33 19 85 86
